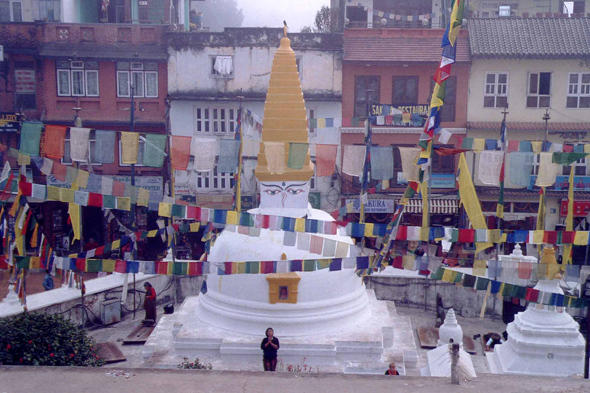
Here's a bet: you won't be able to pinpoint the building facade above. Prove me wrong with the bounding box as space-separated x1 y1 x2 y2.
167 28 343 212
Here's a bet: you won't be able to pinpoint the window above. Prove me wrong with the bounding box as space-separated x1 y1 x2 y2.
56 61 99 97
296 57 302 80
310 159 318 190
14 62 36 109
498 5 511 16
116 62 158 98
210 56 234 78
566 73 590 109
0 1 10 21
532 154 540 176
62 136 102 166
354 76 380 117
430 76 457 122
12 2 21 22
392 76 418 106
307 106 317 134
562 157 586 176
196 160 234 191
484 73 508 108
346 6 367 26
194 106 237 134
431 147 454 174
118 139 145 167
527 72 551 108
39 0 60 21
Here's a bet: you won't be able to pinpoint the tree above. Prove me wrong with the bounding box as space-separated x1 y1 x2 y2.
193 0 244 32
301 5 335 33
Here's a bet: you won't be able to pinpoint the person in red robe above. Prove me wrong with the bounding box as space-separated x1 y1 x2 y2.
143 282 157 326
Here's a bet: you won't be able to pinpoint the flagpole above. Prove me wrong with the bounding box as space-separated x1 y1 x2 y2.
359 90 373 254
235 97 244 212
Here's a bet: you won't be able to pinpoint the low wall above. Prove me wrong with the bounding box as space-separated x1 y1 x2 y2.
0 273 204 326
365 276 503 318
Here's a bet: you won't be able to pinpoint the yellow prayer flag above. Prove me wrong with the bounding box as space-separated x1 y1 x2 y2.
47 186 60 201
9 192 21 217
226 211 238 225
547 264 561 280
295 218 305 232
158 202 172 217
421 179 428 236
403 254 416 270
472 139 485 152
112 240 121 250
458 154 492 253
29 224 39 248
575 231 589 245
317 118 326 128
533 230 544 244
190 222 200 232
137 188 150 207
17 153 30 165
76 170 89 188
60 188 75 203
147 230 158 237
235 262 246 274
121 132 139 164
500 233 507 243
473 260 487 276
102 259 116 273
531 141 543 153
382 179 390 189
430 83 444 108
364 223 375 238
117 197 131 211
442 268 453 282
30 257 41 269
585 144 590 154
68 203 81 241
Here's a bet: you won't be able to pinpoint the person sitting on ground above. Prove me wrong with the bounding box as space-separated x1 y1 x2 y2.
42 270 54 291
260 327 280 371
385 362 399 375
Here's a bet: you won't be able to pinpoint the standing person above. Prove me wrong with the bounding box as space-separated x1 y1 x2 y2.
143 282 157 326
42 270 54 291
384 362 399 375
260 327 279 371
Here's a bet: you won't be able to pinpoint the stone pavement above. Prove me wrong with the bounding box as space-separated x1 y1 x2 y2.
1 366 589 393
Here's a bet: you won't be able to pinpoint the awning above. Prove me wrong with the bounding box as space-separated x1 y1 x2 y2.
404 198 458 214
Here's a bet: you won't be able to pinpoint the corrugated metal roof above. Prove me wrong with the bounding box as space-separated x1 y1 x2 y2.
468 121 590 131
468 18 590 59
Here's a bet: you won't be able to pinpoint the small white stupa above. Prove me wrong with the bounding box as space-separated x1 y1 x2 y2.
488 247 586 377
423 309 477 378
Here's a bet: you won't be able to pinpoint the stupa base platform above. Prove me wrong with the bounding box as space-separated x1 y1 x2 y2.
143 289 410 370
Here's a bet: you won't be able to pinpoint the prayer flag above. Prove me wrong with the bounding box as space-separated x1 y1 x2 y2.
143 134 167 167
121 132 139 164
342 145 366 177
370 146 394 180
44 125 67 159
535 152 559 187
20 122 43 156
70 127 91 162
264 142 286 174
171 136 192 170
218 139 241 173
287 142 309 170
192 137 218 172
94 130 116 164
509 152 534 187
315 144 338 177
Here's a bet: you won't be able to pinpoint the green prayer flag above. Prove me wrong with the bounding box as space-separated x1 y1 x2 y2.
552 152 588 166
16 256 30 269
304 260 316 271
20 122 43 156
173 262 188 275
351 117 360 127
287 142 309 170
475 277 490 290
171 204 186 218
461 137 474 150
86 259 102 273
463 274 476 288
143 134 167 167
246 261 259 274
430 267 444 280
103 195 116 209
453 272 463 283
514 285 527 299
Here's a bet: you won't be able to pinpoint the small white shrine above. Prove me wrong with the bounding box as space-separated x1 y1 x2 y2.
423 308 477 378
487 247 586 377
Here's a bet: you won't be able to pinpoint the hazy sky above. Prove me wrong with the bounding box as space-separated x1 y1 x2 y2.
238 0 330 31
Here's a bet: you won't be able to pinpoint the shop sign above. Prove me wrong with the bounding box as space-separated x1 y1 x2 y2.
529 175 590 191
0 112 24 132
15 70 35 94
345 198 394 213
195 195 233 209
430 173 456 189
369 103 428 127
560 200 590 217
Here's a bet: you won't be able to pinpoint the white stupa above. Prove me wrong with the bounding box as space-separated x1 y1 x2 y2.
144 28 395 368
487 247 586 377
423 308 477 378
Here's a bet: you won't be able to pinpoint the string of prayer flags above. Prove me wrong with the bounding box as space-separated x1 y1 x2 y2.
70 127 91 162
370 146 394 180
94 130 116 164
43 125 67 159
192 137 217 172
287 143 309 170
120 132 139 164
264 142 286 174
143 134 167 168
218 139 241 173
20 122 43 156
315 144 338 177
342 145 366 177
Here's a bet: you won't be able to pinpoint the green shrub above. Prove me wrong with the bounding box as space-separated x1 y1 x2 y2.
0 312 104 367
177 357 212 370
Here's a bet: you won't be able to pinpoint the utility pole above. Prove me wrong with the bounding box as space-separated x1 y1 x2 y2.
235 96 244 212
543 109 550 147
450 341 460 385
130 85 137 320
359 89 373 255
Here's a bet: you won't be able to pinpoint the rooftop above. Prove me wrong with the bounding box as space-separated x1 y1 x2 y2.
468 18 590 59
468 121 590 132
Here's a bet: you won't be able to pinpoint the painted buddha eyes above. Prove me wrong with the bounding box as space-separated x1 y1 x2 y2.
265 190 281 196
287 189 304 195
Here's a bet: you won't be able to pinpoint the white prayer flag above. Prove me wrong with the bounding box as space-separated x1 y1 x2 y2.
478 151 504 186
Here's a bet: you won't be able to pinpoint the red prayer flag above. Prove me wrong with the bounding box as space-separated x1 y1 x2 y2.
507 140 519 152
435 147 469 156
18 181 32 196
76 258 86 272
315 144 338 177
188 262 203 276
112 181 125 197
87 193 103 207
563 144 573 153
562 231 575 244
393 256 403 269
44 125 67 159
543 231 557 244
171 136 192 170
53 162 67 181
114 260 127 273
525 288 540 302
261 261 274 274
518 262 533 279
458 229 475 243
396 225 408 241
155 261 168 275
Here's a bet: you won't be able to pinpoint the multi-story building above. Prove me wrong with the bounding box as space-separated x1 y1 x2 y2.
167 27 343 212
468 0 589 18
467 17 590 258
340 26 469 226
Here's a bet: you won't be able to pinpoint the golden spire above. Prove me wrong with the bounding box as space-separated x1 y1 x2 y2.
254 29 314 182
